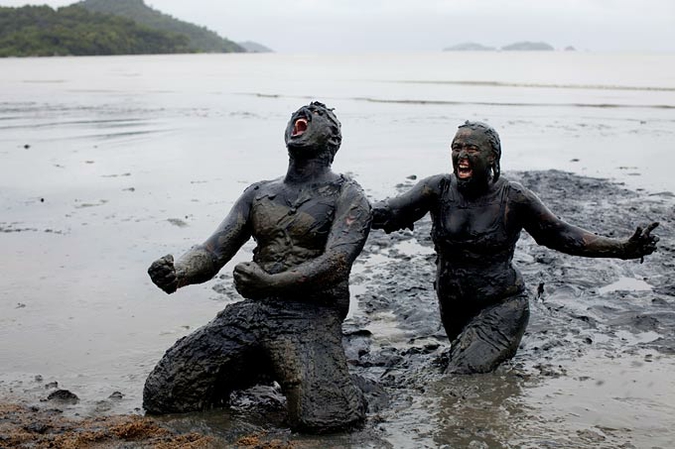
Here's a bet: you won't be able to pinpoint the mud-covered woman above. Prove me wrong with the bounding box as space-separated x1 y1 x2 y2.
372 121 659 374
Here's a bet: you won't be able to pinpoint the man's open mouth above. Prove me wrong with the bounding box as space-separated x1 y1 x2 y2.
292 118 308 137
457 160 472 179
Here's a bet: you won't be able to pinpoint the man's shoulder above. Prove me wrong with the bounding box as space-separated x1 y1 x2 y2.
336 173 367 196
336 173 362 186
243 177 284 194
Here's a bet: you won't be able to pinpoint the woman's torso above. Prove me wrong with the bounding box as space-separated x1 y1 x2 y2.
430 175 525 306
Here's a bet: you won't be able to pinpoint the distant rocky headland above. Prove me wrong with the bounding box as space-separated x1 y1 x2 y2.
0 0 272 57
237 41 273 53
444 41 575 52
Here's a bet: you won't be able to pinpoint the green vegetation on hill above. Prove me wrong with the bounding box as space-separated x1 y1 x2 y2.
0 5 191 57
77 0 244 53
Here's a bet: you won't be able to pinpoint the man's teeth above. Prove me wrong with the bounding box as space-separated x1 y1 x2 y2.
292 118 308 136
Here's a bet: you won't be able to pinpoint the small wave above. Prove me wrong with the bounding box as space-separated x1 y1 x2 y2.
388 80 675 92
85 129 167 140
65 89 176 94
240 92 675 110
243 92 314 100
0 118 151 132
21 80 66 84
354 97 675 110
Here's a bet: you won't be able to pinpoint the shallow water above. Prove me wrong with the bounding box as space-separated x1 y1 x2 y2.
1 52 674 447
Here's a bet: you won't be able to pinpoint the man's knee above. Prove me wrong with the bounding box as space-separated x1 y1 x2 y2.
266 322 366 432
286 381 366 433
142 304 265 414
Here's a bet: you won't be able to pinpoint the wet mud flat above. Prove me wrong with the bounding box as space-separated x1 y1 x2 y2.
2 170 674 448
346 169 675 448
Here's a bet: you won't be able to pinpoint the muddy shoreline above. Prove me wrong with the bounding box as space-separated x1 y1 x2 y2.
2 169 674 448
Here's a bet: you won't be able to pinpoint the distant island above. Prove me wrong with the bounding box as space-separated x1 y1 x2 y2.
444 42 496 51
237 41 274 53
501 41 554 51
0 0 271 57
444 41 568 52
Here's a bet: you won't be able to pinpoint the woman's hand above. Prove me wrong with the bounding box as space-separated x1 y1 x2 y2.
622 222 659 261
372 203 414 233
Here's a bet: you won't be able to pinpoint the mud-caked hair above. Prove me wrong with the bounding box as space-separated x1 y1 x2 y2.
457 120 502 182
306 101 342 162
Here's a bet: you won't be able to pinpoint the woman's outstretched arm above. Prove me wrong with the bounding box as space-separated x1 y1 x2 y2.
372 174 444 233
515 182 659 260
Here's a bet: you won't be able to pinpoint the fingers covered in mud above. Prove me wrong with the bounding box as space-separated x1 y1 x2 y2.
233 261 274 299
624 222 660 260
148 254 178 294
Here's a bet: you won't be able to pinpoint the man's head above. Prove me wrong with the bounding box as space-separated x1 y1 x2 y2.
285 102 342 163
451 121 502 188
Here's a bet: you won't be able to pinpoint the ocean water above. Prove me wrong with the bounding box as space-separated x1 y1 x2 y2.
1 52 674 447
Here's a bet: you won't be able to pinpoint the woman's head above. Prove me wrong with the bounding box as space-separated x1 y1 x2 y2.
452 121 502 186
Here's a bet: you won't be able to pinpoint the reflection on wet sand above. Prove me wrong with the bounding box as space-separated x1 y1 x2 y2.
433 373 524 447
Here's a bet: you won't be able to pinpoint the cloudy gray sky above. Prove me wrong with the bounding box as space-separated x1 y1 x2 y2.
2 0 674 53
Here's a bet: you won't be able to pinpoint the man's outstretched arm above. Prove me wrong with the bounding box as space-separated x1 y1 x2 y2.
148 185 255 294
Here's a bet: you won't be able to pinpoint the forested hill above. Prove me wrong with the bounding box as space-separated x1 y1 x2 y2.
0 5 192 57
77 0 244 53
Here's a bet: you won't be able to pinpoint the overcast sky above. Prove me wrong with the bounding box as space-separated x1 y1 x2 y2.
2 0 674 53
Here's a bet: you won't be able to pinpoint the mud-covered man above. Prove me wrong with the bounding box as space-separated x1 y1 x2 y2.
145 102 371 433
373 121 659 374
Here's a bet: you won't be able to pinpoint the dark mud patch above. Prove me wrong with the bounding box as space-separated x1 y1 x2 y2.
0 223 66 234
166 217 189 228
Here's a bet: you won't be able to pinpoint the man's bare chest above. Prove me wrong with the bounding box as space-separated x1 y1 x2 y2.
250 184 341 245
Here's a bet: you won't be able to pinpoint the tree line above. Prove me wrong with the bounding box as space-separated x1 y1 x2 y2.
78 0 243 53
0 3 243 57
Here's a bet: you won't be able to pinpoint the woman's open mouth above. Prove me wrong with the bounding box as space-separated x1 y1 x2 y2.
457 160 472 179
291 118 308 137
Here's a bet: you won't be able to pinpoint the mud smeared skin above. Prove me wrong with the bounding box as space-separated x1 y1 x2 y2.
372 121 660 374
146 102 371 433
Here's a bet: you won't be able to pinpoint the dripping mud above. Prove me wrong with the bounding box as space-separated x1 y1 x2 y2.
2 170 674 448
